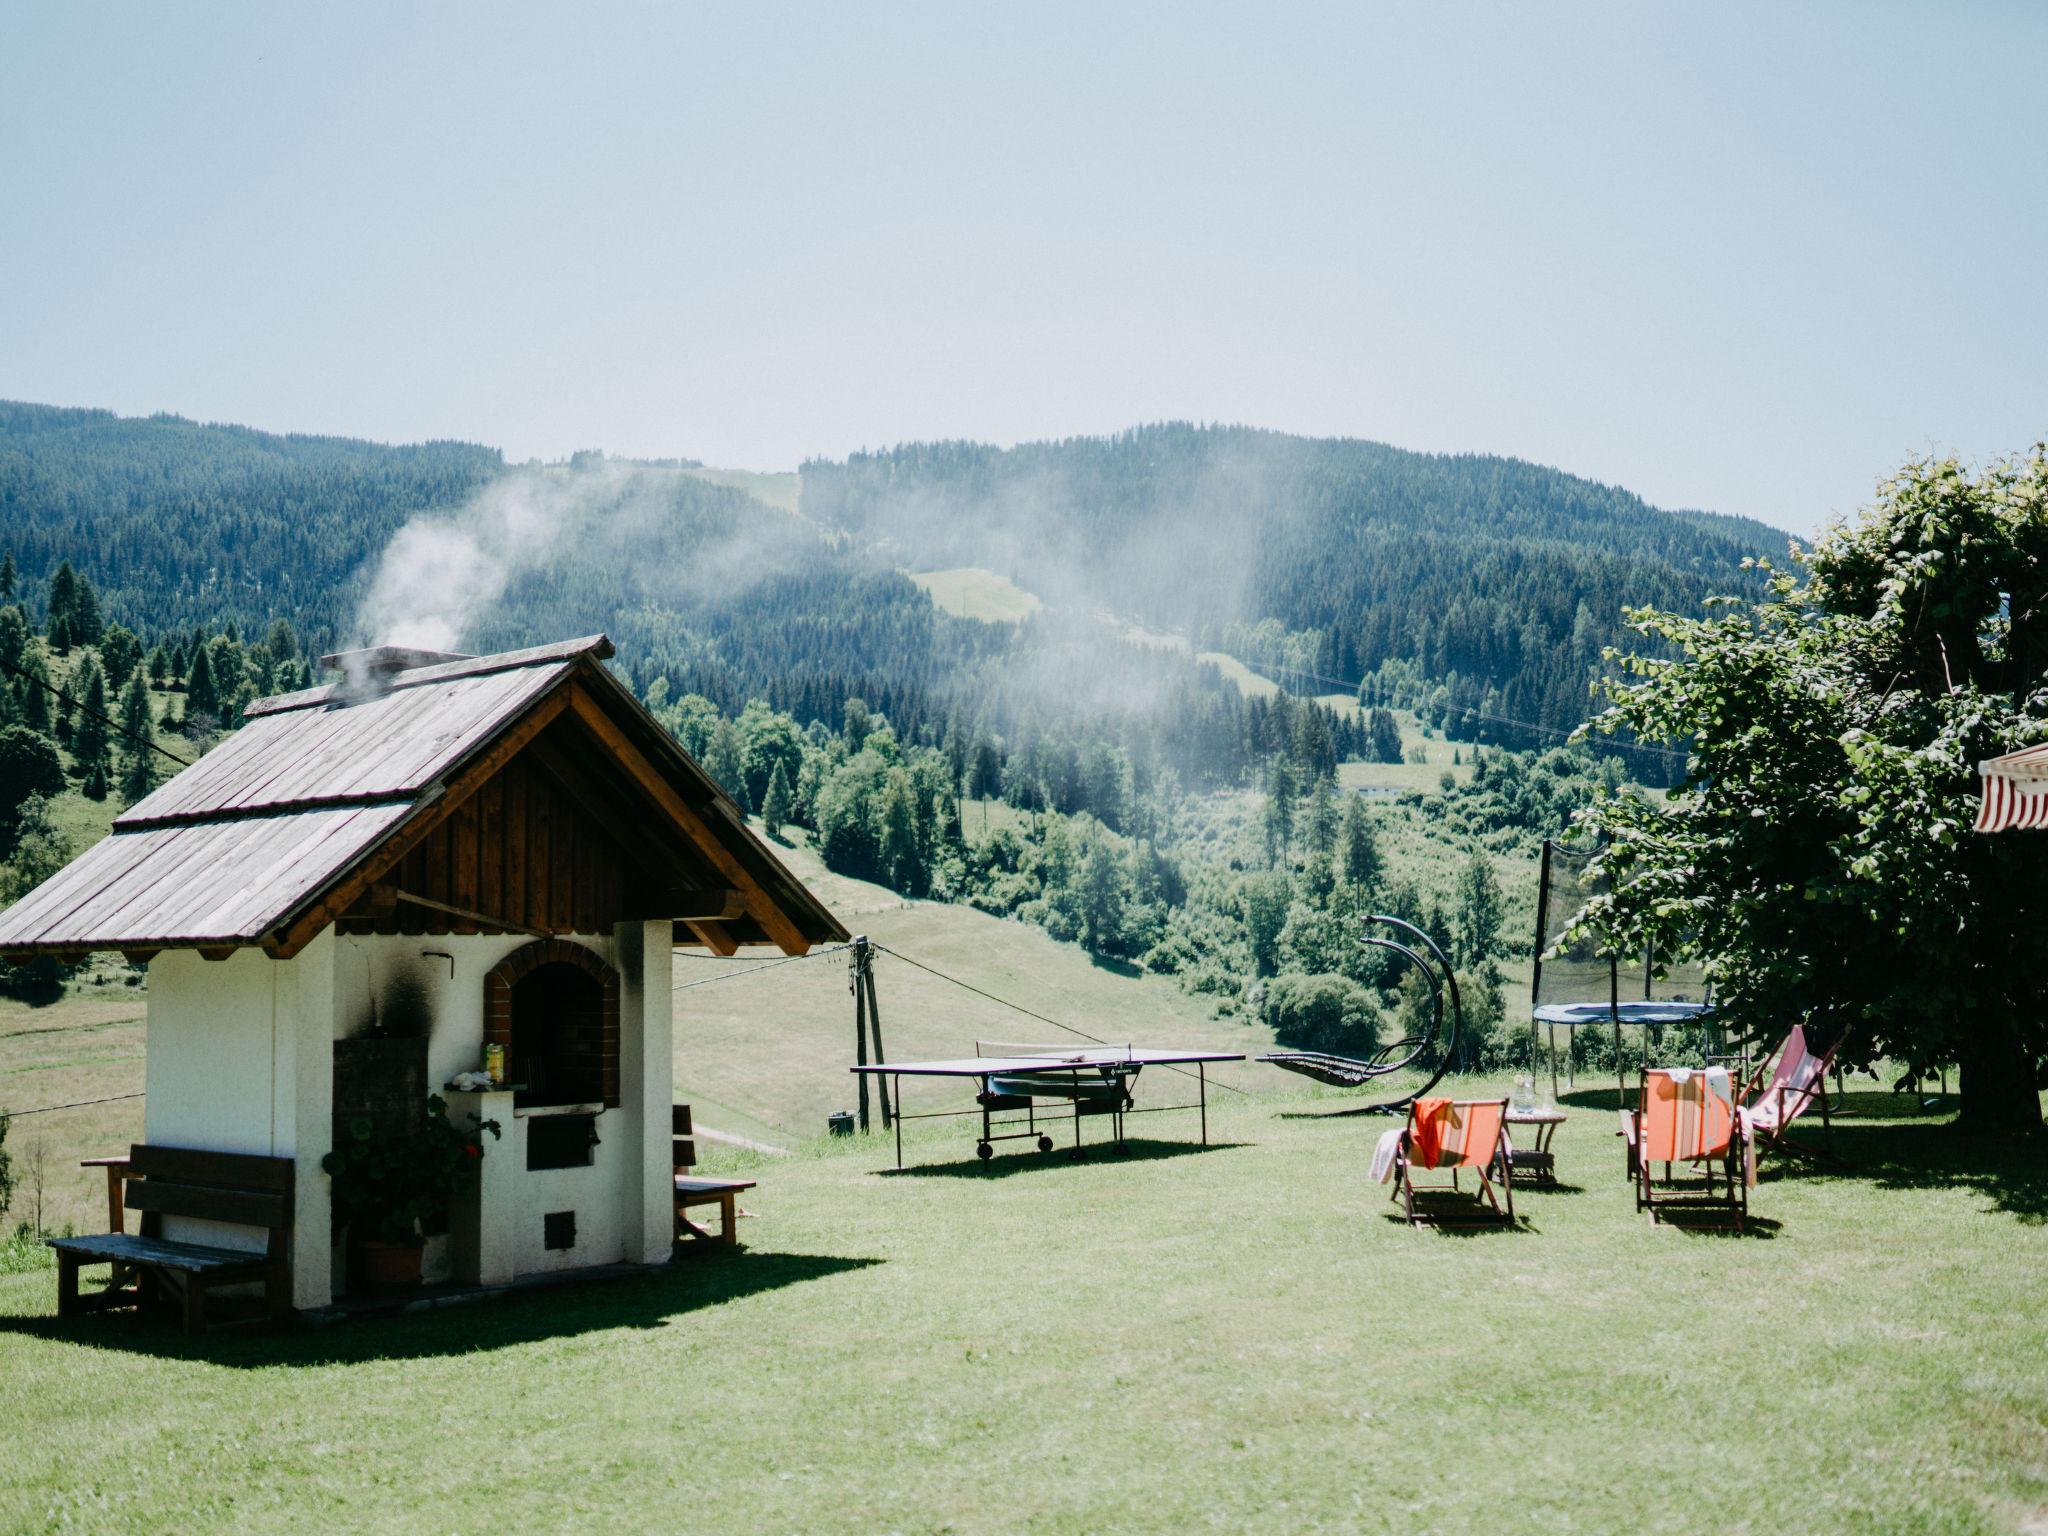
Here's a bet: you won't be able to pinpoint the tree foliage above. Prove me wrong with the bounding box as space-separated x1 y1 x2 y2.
1578 448 2048 1129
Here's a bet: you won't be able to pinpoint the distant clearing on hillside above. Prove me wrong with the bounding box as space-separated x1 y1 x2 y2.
683 465 802 515
907 567 1044 623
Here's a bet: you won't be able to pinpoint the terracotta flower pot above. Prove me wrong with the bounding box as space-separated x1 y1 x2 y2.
360 1238 424 1290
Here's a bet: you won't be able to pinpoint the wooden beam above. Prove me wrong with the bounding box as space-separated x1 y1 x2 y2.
562 685 811 955
120 949 160 968
665 889 745 921
682 921 739 957
266 687 572 958
388 888 550 940
197 946 237 963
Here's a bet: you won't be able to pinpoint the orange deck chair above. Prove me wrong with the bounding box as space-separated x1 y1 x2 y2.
1629 1068 1749 1231
1391 1097 1514 1226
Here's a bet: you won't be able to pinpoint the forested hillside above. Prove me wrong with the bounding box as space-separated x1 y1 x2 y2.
801 424 1784 756
0 401 501 637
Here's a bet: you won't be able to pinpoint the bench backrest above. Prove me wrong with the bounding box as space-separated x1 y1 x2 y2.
125 1144 295 1255
673 1103 695 1172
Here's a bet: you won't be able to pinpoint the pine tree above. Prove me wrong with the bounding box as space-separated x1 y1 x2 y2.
16 650 52 737
1453 847 1505 968
1262 756 1295 864
761 760 793 839
98 624 141 689
0 553 15 600
147 644 170 687
1339 795 1381 896
71 655 111 789
1305 774 1338 858
117 671 159 803
184 643 220 727
0 606 26 675
44 561 77 645
68 570 103 644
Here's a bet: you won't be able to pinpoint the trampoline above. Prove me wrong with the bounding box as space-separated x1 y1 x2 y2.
1531 839 1715 1100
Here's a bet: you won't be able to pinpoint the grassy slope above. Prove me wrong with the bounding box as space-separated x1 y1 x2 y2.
3 1082 2044 1534
906 566 1045 623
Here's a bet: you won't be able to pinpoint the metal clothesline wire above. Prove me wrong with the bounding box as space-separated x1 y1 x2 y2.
670 942 853 991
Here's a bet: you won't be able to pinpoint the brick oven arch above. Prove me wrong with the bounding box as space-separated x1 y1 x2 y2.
484 939 621 1109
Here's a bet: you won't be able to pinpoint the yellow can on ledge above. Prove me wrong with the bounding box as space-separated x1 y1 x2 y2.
484 1043 506 1087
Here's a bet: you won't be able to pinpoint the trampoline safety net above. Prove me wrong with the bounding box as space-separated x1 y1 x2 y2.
1532 840 1710 1009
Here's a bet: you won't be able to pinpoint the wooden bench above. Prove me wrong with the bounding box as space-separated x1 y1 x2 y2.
48 1145 294 1333
673 1104 754 1248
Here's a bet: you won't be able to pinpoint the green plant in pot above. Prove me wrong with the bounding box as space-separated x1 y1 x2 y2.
323 1094 500 1289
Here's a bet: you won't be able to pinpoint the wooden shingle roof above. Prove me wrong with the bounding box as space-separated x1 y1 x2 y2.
0 635 847 958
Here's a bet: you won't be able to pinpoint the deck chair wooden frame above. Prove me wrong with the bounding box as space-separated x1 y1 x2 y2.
1391 1097 1514 1227
1630 1069 1747 1232
1737 1025 1844 1167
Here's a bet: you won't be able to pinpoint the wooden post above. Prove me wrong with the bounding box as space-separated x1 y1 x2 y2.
852 937 872 1133
865 957 892 1129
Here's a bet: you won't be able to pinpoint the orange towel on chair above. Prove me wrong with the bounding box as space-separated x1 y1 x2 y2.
1410 1098 1457 1169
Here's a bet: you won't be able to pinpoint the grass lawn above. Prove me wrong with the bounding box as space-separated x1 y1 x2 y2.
3 1076 2046 1535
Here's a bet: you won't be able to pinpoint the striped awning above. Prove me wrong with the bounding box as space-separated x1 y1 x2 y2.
1975 743 2048 832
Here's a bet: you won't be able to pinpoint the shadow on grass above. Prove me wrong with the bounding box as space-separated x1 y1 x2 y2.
875 1138 1249 1179
1276 1103 1409 1121
0 1249 881 1367
1815 1119 2048 1224
1379 1210 1533 1237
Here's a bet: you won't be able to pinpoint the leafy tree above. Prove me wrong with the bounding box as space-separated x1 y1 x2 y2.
842 697 873 752
98 624 141 689
1240 871 1292 977
704 718 750 810
117 670 160 802
0 794 71 901
0 729 66 856
735 699 805 811
1076 833 1128 955
878 770 925 895
1581 447 2048 1130
1262 972 1381 1056
761 760 793 839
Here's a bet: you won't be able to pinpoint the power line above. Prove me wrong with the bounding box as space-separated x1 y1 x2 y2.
0 1091 144 1121
0 653 193 769
872 943 1248 1096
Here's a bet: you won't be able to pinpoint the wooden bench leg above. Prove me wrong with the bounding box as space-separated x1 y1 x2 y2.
719 1192 738 1246
56 1252 81 1319
182 1274 207 1334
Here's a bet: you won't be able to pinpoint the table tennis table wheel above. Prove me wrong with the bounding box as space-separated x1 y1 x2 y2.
975 1141 993 1161
1036 1135 1055 1153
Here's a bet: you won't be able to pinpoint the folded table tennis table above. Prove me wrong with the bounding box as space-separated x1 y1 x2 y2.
851 1045 1245 1169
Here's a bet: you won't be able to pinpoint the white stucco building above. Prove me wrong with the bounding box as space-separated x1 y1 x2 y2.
0 636 845 1313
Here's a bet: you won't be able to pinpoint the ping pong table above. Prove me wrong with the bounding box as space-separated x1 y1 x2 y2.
850 1043 1245 1169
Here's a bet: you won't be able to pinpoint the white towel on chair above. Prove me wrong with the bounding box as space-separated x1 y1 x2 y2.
1371 1127 1404 1184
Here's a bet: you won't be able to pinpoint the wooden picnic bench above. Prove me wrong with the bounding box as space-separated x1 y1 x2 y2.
672 1104 754 1248
48 1145 294 1333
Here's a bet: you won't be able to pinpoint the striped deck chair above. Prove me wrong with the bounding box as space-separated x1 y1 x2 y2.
1630 1068 1748 1230
1739 1025 1841 1165
1391 1097 1514 1226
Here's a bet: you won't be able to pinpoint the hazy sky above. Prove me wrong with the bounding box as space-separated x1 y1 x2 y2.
3 3 2043 535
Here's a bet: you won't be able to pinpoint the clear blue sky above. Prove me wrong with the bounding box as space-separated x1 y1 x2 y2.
3 3 2043 535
